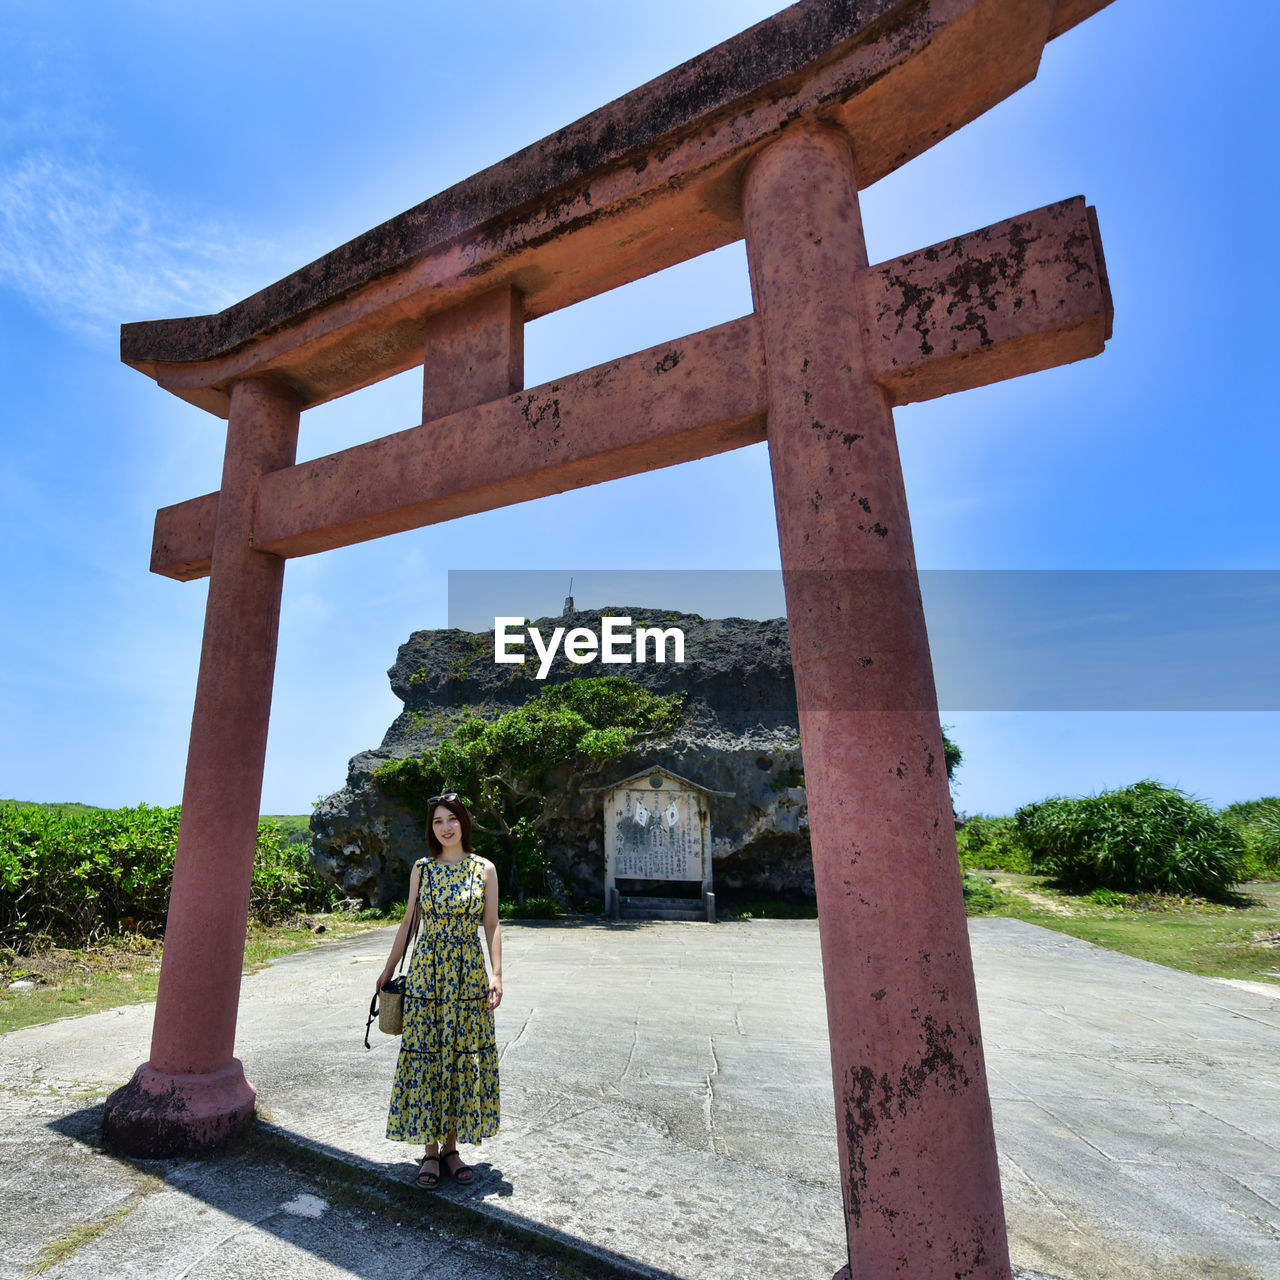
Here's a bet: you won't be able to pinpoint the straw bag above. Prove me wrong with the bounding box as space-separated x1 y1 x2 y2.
378 976 406 1033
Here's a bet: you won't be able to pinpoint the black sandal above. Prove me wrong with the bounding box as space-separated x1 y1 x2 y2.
417 1152 442 1189
439 1148 474 1184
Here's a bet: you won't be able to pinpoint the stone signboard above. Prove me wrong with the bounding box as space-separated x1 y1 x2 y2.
598 767 727 919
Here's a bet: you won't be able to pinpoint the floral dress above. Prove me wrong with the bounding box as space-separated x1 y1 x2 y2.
385 854 499 1145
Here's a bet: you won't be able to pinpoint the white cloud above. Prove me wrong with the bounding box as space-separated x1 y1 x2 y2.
0 149 275 341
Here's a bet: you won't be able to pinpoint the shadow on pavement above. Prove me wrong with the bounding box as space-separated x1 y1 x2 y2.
46 1104 685 1280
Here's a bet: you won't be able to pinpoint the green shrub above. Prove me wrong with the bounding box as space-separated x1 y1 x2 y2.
1086 886 1127 907
0 802 336 949
250 828 341 923
0 802 180 947
961 874 1003 915
499 895 562 919
956 814 1032 873
1013 781 1244 897
1219 797 1280 881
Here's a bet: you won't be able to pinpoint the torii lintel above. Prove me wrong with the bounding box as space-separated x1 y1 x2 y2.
151 197 1110 581
121 0 1110 417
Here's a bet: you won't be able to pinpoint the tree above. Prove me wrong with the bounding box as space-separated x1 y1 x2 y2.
942 728 962 783
375 677 685 897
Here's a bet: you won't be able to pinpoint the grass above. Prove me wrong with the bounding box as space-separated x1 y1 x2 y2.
2 936 163 1034
1 909 400 1036
966 871 1280 986
5 875 1277 1038
27 1178 161 1275
722 897 818 920
260 813 312 845
2 799 105 818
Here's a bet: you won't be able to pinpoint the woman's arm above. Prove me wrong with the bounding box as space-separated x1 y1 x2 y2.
375 860 422 994
482 860 503 1009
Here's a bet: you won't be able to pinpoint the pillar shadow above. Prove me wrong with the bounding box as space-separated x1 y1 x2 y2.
47 1104 683 1280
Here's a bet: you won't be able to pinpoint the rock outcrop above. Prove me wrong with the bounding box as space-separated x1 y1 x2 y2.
310 607 811 906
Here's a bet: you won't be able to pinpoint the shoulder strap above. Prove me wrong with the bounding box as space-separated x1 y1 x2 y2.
397 862 425 973
397 911 419 975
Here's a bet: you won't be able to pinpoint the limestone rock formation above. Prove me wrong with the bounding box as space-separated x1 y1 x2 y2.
310 607 811 906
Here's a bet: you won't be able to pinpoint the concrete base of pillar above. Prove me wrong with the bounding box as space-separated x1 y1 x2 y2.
102 1060 256 1157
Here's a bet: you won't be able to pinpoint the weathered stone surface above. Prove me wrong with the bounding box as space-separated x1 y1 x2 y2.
152 196 1109 583
121 0 1107 416
310 607 813 906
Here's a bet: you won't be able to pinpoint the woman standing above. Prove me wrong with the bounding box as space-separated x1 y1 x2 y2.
376 793 502 1188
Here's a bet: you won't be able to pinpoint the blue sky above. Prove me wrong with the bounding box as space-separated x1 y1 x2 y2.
2 0 1277 818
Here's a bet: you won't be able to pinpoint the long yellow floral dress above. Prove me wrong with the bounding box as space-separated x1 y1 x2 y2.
386 854 499 1145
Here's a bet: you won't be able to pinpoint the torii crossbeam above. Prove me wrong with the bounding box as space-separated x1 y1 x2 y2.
105 3 1116 1277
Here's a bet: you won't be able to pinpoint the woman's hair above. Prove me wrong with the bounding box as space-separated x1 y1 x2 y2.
426 794 474 855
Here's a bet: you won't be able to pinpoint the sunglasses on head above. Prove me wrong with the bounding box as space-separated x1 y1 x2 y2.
428 793 460 807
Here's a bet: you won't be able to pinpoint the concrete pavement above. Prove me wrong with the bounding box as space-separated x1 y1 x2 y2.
2 917 1278 1279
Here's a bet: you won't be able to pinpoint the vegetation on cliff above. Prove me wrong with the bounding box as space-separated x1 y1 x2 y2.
373 676 685 897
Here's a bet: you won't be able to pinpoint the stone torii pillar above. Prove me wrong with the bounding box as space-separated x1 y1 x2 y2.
104 3 1117 1275
745 127 1008 1275
101 378 300 1151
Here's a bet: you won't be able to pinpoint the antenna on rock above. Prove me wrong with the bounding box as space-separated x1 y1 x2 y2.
564 577 574 616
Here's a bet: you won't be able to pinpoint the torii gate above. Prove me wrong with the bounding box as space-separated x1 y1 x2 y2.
104 2 1116 1275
